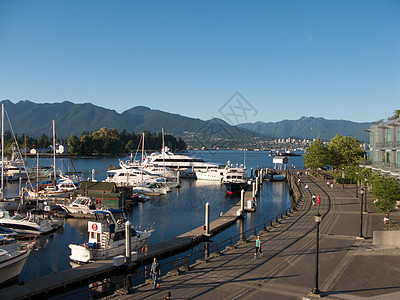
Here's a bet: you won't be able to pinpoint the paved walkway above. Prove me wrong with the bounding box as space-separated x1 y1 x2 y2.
113 175 400 300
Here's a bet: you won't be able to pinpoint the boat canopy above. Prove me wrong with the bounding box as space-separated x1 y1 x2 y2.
93 209 123 215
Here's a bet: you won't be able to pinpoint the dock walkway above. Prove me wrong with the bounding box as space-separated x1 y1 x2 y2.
116 175 400 299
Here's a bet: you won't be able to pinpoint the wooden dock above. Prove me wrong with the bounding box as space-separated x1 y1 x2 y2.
0 197 250 300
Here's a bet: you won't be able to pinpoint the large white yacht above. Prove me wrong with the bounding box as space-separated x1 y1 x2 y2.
105 162 165 187
143 147 219 177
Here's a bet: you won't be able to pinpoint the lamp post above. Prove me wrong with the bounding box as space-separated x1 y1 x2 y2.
364 178 368 213
311 213 322 295
359 188 365 239
356 172 359 198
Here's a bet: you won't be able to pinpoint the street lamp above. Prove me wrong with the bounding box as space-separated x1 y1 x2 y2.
311 213 322 295
356 172 359 198
364 178 368 213
359 188 365 239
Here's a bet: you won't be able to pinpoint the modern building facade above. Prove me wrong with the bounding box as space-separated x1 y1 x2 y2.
367 117 400 179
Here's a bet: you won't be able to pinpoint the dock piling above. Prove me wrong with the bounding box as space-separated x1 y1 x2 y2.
205 202 210 236
125 221 131 263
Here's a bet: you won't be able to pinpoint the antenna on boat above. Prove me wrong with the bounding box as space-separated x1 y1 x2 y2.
1 103 4 198
52 120 56 183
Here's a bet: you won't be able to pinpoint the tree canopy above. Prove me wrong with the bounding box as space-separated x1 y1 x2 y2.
304 135 364 170
303 138 329 169
68 128 187 156
371 175 400 213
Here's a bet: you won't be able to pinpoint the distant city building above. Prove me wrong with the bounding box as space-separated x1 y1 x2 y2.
366 117 400 179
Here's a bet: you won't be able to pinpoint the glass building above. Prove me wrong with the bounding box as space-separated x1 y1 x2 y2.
366 117 400 179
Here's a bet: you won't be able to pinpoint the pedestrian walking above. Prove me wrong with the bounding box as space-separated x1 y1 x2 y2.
254 235 263 258
312 194 316 206
317 194 321 206
150 257 161 289
305 184 309 192
164 291 172 300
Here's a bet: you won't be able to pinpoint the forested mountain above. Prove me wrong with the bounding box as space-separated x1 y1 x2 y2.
1 100 370 143
1 100 256 142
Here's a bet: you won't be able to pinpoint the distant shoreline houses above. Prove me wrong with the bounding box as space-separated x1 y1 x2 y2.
365 117 400 179
21 143 69 155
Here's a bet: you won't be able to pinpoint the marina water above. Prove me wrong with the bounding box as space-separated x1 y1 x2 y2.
6 150 304 283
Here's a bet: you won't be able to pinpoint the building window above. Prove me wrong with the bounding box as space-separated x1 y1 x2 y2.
386 129 391 142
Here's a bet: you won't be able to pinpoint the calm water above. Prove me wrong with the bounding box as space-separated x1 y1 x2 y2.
11 150 304 283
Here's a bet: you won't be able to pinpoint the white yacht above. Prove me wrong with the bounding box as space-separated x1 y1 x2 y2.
222 165 250 194
0 208 56 236
69 209 153 263
59 196 97 215
143 147 219 177
105 163 165 187
195 165 229 182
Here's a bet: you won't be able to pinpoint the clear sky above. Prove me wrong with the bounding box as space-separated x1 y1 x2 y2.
0 0 399 124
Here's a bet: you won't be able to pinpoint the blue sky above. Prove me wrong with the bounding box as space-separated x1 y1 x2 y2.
0 0 399 124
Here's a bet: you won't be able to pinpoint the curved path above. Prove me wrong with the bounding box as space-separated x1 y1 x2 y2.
114 174 400 300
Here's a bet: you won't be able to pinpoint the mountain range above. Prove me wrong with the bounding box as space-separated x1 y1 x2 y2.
1 100 370 143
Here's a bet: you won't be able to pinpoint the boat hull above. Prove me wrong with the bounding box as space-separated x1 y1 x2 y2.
224 182 249 194
0 241 34 286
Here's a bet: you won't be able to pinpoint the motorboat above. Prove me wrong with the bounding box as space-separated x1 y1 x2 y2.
0 238 36 286
0 208 57 236
271 149 301 157
59 196 97 215
143 147 220 177
105 164 165 187
195 165 229 182
69 209 153 263
222 166 250 194
131 183 170 196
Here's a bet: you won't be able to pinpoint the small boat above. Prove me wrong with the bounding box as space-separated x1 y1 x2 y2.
0 238 36 286
195 165 229 182
59 196 97 215
222 166 250 194
0 208 57 236
271 149 301 157
131 183 171 196
69 209 153 263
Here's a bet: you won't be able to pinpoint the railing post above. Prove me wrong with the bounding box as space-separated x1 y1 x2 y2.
216 243 220 255
184 257 189 271
174 260 179 274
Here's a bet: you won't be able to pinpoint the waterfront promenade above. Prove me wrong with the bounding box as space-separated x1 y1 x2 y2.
119 175 400 299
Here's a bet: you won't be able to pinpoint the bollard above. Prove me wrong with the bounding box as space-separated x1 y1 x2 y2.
241 190 245 214
125 221 131 263
205 202 210 236
216 243 220 255
255 177 259 194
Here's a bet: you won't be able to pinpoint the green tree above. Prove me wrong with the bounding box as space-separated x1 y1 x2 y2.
328 135 363 170
303 139 329 169
68 135 81 155
372 176 400 213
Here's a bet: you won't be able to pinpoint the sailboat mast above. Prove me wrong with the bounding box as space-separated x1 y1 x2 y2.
1 104 4 196
142 132 145 162
52 120 56 182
